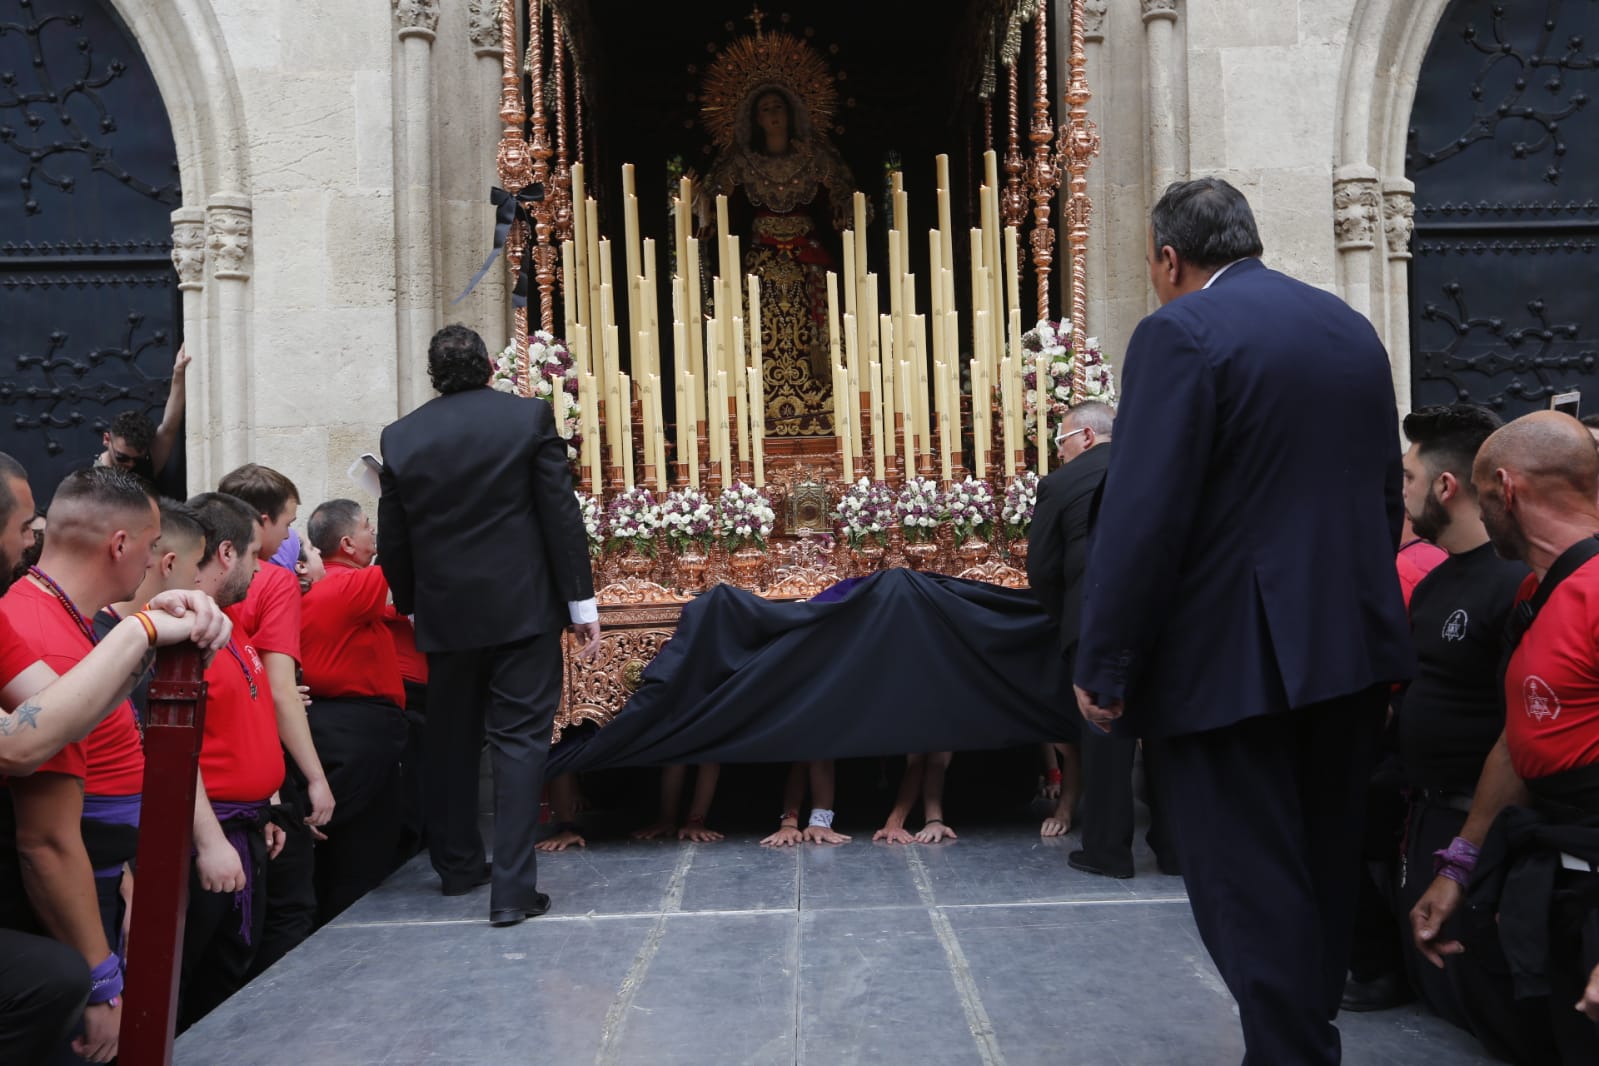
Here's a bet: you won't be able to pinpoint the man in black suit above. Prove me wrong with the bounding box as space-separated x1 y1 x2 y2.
1074 179 1412 1064
378 325 600 927
1028 401 1166 878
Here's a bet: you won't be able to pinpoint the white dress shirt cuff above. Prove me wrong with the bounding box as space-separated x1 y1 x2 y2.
568 598 598 625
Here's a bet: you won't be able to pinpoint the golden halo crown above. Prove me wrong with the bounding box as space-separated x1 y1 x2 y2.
699 31 838 151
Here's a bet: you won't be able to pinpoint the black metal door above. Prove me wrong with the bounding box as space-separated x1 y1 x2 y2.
0 0 181 504
1407 0 1598 417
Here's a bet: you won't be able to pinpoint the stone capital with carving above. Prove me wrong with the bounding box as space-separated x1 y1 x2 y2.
170 209 206 291
1083 0 1109 41
393 0 439 41
1332 175 1381 251
468 0 502 57
205 205 252 281
1383 185 1416 260
1141 0 1179 24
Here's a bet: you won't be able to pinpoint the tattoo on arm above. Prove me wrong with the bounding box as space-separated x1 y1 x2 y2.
0 700 42 736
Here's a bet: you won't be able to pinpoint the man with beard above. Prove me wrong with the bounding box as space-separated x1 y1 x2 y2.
1411 411 1599 1063
179 492 285 1029
0 457 229 1064
0 468 158 1063
1370 404 1530 1038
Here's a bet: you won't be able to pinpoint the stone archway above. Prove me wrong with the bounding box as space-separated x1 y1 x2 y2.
1333 0 1455 415
106 0 253 488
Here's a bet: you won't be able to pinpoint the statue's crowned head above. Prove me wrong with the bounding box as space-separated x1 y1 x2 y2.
700 31 837 153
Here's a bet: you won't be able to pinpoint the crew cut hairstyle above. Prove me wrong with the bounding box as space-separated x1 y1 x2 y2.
49 466 155 523
158 497 209 551
186 492 260 568
107 410 157 453
0 451 25 526
218 463 300 523
1150 177 1264 270
1402 403 1503 484
427 323 492 395
307 498 363 558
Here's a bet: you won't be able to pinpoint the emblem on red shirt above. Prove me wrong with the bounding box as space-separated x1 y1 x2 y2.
1523 675 1561 723
244 645 264 674
1442 609 1468 642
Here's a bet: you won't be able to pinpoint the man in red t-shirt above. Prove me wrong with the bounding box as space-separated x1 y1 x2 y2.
178 491 285 1030
1409 412 1599 1063
217 463 330 975
298 499 407 924
0 467 158 1062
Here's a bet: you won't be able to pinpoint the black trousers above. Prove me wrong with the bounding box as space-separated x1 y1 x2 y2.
307 697 408 926
248 764 316 979
426 630 563 911
1150 689 1385 1066
397 680 429 864
0 930 87 1064
179 819 268 1031
1076 725 1139 873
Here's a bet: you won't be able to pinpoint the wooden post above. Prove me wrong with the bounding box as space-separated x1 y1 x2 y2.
120 646 208 1066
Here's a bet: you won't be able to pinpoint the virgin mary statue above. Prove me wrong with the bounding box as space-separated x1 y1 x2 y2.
699 29 864 438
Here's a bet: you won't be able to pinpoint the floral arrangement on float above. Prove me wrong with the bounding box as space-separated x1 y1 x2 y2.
603 486 662 557
834 478 896 551
660 488 716 555
495 331 583 461
947 476 997 543
574 491 605 558
895 477 947 545
1001 472 1040 537
716 481 776 552
1019 319 1116 445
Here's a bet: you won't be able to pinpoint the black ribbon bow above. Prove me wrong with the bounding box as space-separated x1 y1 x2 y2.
452 184 546 308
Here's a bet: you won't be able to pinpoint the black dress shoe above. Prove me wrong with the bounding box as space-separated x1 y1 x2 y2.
1067 850 1135 879
441 863 492 897
1340 971 1412 1013
490 893 552 927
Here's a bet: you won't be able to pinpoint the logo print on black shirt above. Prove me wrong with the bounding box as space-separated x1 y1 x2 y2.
1442 609 1468 642
1523 675 1561 723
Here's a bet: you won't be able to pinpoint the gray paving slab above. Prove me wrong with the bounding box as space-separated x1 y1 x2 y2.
176 824 1508 1066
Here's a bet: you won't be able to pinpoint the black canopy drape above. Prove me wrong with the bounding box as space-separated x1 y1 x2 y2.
548 569 1079 775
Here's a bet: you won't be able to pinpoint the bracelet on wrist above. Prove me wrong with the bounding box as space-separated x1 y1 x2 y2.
923 818 944 827
87 953 123 1006
132 611 158 646
808 808 835 830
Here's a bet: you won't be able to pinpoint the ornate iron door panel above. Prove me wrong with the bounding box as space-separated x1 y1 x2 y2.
1407 0 1598 417
0 0 181 501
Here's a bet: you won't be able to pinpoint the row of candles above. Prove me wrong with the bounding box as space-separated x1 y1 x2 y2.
548 150 1059 493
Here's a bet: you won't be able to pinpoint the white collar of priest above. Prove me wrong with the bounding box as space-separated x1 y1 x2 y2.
1202 259 1249 289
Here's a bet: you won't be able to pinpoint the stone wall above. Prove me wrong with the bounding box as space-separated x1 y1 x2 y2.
121 0 1443 505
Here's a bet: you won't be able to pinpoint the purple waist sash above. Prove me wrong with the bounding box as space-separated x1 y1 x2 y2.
83 792 141 878
207 799 268 945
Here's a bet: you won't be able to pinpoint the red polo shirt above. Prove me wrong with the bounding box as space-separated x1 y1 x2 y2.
198 637 283 802
0 612 39 694
383 606 428 686
300 563 405 706
226 562 301 664
1504 556 1599 780
0 579 143 794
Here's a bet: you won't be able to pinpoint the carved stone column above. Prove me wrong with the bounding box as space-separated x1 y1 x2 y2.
1141 0 1185 195
1382 177 1416 412
1333 164 1382 322
205 195 252 471
170 208 207 491
468 0 509 356
394 0 440 416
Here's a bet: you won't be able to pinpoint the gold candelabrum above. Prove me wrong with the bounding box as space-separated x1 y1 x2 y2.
490 1 1098 733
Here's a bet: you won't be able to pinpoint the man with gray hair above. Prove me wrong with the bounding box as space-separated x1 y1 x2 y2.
1074 178 1412 1063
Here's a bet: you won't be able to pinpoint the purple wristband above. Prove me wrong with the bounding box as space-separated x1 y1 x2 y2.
1432 836 1480 887
87 952 123 1005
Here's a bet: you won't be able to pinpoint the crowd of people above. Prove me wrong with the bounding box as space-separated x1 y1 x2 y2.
2 179 1599 1066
